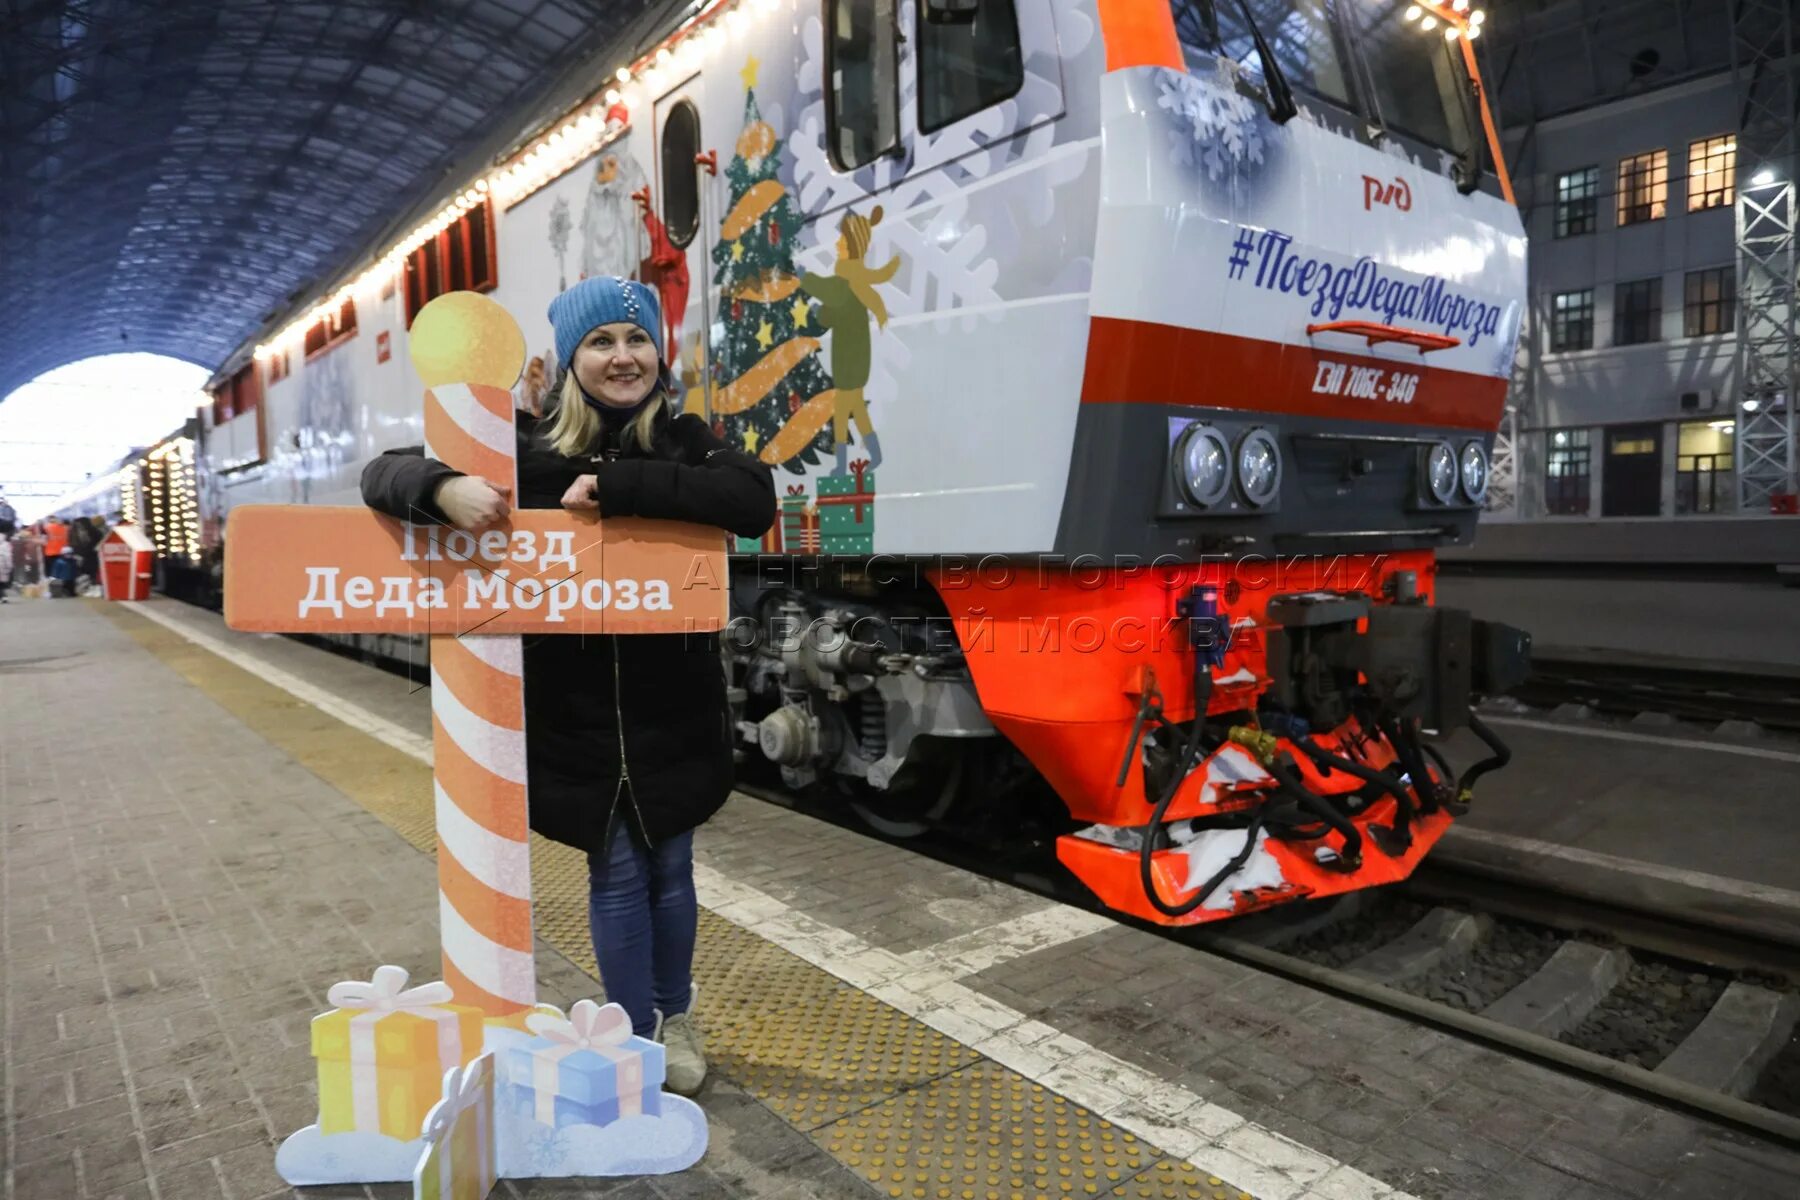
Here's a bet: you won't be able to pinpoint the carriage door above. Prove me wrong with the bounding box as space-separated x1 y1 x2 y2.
653 79 715 421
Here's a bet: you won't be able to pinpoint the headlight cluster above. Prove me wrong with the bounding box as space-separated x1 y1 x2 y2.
1173 424 1282 509
1422 439 1488 505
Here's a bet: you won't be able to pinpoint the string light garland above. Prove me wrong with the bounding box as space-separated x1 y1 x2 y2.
1402 2 1487 40
119 466 138 525
143 438 201 561
252 0 774 367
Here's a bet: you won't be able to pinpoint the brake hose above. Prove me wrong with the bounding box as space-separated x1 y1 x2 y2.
1138 650 1221 919
1294 734 1416 846
1397 718 1449 814
1265 756 1363 869
1459 710 1512 798
1379 716 1440 817
1420 741 1458 798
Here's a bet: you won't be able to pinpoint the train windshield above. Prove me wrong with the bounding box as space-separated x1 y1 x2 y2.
1172 1 1475 158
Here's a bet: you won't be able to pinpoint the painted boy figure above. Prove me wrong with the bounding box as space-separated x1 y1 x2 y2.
801 206 899 476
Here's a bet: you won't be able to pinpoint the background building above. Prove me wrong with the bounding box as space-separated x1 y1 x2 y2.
1477 0 1796 548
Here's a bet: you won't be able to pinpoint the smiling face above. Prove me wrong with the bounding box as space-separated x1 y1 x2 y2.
571 321 660 408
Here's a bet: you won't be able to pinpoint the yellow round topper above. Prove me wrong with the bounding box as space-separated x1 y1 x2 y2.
409 292 526 389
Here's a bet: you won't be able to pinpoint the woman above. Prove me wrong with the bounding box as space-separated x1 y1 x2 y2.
361 277 775 1095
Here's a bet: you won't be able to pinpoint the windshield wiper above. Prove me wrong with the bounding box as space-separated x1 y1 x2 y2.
1230 0 1299 123
1447 41 1484 194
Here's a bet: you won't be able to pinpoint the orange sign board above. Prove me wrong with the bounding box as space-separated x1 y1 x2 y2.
223 506 728 636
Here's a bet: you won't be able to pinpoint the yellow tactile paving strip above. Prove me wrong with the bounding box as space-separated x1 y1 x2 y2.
97 603 1252 1200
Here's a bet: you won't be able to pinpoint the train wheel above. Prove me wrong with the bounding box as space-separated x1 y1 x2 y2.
845 741 968 839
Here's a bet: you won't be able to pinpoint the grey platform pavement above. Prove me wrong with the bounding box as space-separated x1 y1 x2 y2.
3 596 1798 1200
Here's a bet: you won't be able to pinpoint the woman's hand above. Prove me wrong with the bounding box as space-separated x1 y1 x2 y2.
433 476 511 530
562 474 599 513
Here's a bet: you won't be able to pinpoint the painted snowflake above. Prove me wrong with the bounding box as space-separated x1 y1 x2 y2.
1156 70 1265 181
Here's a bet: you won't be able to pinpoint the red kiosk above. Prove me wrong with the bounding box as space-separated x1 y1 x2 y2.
99 524 155 601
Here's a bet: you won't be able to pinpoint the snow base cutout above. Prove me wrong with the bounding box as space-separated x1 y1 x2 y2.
499 1098 708 1178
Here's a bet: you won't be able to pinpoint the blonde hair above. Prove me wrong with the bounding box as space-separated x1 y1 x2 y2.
542 371 664 458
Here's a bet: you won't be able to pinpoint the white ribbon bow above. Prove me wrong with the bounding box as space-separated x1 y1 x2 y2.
326 964 455 1012
524 998 631 1048
421 1055 491 1143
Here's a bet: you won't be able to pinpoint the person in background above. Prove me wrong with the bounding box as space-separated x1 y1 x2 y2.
84 516 107 587
68 516 100 589
42 516 67 562
360 276 775 1096
0 492 15 603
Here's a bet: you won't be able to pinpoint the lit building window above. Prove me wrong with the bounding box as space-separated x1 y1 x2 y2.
1676 420 1734 514
1617 149 1668 225
1687 135 1736 211
1545 429 1591 515
1554 166 1599 238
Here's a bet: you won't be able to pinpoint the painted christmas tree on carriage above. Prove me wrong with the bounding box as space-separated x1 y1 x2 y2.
708 66 890 555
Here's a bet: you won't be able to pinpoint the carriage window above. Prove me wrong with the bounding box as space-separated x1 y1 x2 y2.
827 0 899 168
661 99 701 249
1335 0 1468 150
1172 0 1352 110
917 0 1023 133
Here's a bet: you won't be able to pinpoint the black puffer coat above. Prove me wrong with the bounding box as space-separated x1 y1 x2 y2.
361 402 775 854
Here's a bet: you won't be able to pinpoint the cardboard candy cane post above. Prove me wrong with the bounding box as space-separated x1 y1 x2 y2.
239 293 710 1187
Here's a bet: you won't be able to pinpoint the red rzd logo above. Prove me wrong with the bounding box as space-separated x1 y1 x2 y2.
1362 175 1413 212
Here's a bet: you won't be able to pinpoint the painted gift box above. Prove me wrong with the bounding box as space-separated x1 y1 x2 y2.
310 966 485 1141
504 999 665 1128
734 523 783 554
778 485 821 554
738 484 812 553
816 460 873 553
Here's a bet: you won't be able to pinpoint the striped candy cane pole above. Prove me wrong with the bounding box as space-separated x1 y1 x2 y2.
424 381 536 1017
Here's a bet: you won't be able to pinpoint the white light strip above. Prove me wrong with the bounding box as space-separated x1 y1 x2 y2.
251 0 766 367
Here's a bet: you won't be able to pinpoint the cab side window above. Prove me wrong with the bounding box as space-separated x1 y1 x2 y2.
917 0 1024 133
662 99 702 248
826 0 900 168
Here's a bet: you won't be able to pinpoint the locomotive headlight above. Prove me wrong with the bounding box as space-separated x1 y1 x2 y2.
1173 423 1231 508
1459 441 1489 503
1236 428 1282 507
1425 441 1458 504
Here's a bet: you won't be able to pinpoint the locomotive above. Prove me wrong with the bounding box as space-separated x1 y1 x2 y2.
186 0 1529 925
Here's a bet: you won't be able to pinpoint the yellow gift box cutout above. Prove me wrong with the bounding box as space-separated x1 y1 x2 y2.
311 966 486 1141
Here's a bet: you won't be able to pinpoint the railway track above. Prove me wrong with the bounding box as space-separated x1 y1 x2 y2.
1514 653 1800 734
1200 874 1800 1147
742 781 1800 1150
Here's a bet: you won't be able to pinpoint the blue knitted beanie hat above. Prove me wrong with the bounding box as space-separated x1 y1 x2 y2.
547 276 664 369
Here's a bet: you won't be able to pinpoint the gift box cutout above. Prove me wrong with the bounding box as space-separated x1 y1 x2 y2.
413 1052 498 1200
505 1000 665 1129
312 966 485 1141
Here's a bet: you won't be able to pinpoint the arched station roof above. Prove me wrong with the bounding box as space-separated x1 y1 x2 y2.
1 0 653 402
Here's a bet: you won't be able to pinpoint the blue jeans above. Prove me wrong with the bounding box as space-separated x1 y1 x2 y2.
587 827 697 1038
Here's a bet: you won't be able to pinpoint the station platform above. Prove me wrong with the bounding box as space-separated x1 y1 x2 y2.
5 597 1799 1200
1429 714 1800 950
1435 573 1800 672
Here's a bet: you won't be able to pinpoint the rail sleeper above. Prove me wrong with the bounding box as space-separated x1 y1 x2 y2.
1656 982 1800 1098
1481 941 1631 1038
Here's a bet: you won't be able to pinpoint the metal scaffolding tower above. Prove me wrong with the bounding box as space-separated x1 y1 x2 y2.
1730 0 1799 513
